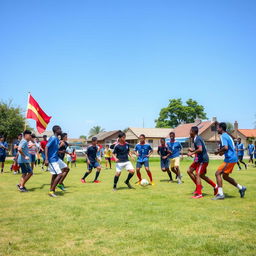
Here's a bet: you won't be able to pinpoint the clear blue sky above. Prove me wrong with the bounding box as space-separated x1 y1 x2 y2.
0 0 255 137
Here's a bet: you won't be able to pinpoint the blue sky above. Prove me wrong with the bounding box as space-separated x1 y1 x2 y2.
0 0 255 137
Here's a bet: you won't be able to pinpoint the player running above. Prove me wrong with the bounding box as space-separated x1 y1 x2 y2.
11 133 22 174
247 141 254 165
0 135 8 173
112 132 135 191
81 137 102 183
45 125 70 197
212 122 246 200
236 138 247 170
187 126 218 199
40 135 48 171
133 134 154 185
157 138 173 182
167 132 183 184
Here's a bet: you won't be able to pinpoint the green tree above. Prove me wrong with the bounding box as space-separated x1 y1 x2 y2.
79 135 87 140
226 122 234 133
155 98 207 128
89 126 105 137
0 100 26 141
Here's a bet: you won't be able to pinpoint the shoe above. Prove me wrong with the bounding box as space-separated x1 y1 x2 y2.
150 181 155 186
135 180 141 185
124 181 133 189
192 194 203 199
94 180 101 183
19 187 27 192
239 186 247 198
177 179 182 184
81 179 86 183
57 184 65 191
192 190 197 195
48 191 57 197
13 172 17 175
212 194 225 200
214 187 218 196
113 187 117 192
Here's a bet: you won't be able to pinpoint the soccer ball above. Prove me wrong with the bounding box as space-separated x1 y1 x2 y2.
140 179 149 186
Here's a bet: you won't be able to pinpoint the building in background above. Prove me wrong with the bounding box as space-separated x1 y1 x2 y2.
87 130 120 146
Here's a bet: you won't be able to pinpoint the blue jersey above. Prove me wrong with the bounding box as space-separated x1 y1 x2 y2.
17 139 29 164
220 133 238 163
247 144 254 155
167 141 182 159
47 136 60 163
0 141 8 156
134 143 153 162
237 143 244 157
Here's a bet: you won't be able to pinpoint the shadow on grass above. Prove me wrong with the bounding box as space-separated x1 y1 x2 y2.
116 187 136 191
27 183 50 191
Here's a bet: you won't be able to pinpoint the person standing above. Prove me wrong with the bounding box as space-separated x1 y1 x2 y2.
104 145 112 169
236 138 247 170
11 134 22 174
247 141 255 165
40 135 48 171
28 134 37 171
0 135 8 173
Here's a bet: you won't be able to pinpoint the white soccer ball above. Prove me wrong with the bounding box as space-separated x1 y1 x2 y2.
140 179 149 186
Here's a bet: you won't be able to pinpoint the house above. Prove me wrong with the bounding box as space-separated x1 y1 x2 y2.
233 121 256 146
87 130 121 145
125 127 173 149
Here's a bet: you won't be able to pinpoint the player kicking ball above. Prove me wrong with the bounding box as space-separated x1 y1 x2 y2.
112 132 135 191
133 134 154 185
81 137 102 183
187 126 218 199
212 122 246 200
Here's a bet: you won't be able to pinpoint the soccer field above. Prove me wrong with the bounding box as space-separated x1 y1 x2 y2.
0 159 255 256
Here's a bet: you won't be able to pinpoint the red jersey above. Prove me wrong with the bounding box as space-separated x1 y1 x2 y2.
40 140 47 150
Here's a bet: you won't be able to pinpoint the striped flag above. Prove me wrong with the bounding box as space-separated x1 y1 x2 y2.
26 94 52 133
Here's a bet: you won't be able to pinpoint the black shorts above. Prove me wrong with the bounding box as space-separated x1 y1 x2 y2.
19 163 33 174
238 156 244 161
0 155 6 162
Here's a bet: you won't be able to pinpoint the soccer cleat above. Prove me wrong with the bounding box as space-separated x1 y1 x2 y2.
124 181 133 189
135 180 141 185
239 186 247 198
214 187 218 196
192 190 197 195
212 194 225 200
81 179 86 183
48 191 57 197
177 179 182 184
113 187 117 192
192 194 203 199
150 181 155 186
19 187 27 192
93 180 101 183
57 184 65 191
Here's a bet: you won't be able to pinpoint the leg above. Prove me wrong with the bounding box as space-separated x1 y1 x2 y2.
136 167 142 182
236 161 241 170
108 158 112 169
145 166 153 183
51 173 63 191
125 169 135 188
200 173 216 188
58 167 70 185
187 167 196 185
166 168 173 181
239 158 247 169
22 173 33 187
223 173 238 187
94 167 101 182
113 171 121 189
82 170 92 180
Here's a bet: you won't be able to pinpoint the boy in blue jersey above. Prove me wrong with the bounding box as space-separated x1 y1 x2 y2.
236 138 247 169
0 135 8 173
16 130 33 192
167 132 183 184
81 137 102 183
247 141 254 165
133 134 154 185
213 123 246 200
45 125 70 197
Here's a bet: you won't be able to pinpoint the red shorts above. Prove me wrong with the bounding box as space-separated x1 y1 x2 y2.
190 162 208 175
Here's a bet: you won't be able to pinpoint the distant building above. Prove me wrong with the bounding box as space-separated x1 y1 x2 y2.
233 121 256 146
87 130 121 145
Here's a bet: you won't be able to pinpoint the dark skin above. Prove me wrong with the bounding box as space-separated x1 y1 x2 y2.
0 137 8 170
169 133 182 177
85 140 101 175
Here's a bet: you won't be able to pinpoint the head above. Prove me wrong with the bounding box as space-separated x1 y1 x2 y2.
139 134 146 144
43 135 47 141
217 122 227 134
190 126 199 138
238 138 241 144
118 132 126 144
17 134 22 140
92 137 98 146
106 145 109 149
61 133 68 141
52 125 62 136
31 134 36 142
23 130 32 141
0 135 4 142
169 132 175 141
160 138 166 146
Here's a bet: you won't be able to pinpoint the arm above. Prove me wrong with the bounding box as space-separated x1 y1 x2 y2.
188 146 202 157
18 146 29 160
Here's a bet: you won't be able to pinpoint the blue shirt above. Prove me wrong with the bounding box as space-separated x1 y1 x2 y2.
220 133 238 163
17 139 29 164
134 143 153 162
237 143 244 157
193 136 209 163
247 144 254 155
0 141 8 156
167 141 182 159
47 136 60 163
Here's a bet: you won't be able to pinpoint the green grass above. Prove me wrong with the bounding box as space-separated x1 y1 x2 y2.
0 159 255 256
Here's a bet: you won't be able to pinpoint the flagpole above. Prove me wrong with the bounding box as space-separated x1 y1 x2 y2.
24 92 31 131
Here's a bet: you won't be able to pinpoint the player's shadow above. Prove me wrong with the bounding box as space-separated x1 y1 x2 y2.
160 179 171 182
27 183 49 191
117 187 136 191
223 193 236 199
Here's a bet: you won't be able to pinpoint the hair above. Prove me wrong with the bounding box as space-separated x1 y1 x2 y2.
31 133 36 138
160 138 166 141
92 137 98 142
61 133 67 140
191 126 199 135
43 135 47 138
0 135 3 139
106 144 109 148
139 134 145 138
52 125 61 133
169 132 175 136
18 133 22 137
118 132 126 138
23 130 32 136
218 122 227 132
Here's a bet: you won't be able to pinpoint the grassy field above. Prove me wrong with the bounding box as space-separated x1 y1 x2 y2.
0 158 255 256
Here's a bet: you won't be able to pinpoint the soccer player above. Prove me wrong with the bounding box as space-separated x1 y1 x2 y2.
254 141 256 167
81 137 102 183
112 132 135 191
236 138 247 169
157 138 173 182
0 135 8 173
133 134 154 185
187 126 218 199
213 122 246 200
247 141 254 165
11 133 22 174
17 130 33 192
45 125 70 197
40 135 48 171
28 134 37 171
104 145 112 169
167 132 183 184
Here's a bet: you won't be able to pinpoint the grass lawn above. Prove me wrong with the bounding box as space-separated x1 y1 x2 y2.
0 158 255 256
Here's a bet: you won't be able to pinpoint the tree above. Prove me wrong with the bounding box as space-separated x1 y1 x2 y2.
123 127 129 133
0 100 26 142
155 98 207 128
226 122 234 133
89 126 105 137
79 135 87 140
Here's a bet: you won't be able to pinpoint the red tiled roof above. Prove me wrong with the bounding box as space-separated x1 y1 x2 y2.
238 129 256 138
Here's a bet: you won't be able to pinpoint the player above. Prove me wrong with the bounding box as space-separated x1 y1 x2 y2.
45 125 70 197
112 132 135 191
81 137 102 183
157 138 173 182
247 141 254 165
11 133 22 174
133 134 154 185
187 126 218 199
0 135 8 173
236 138 247 169
167 132 183 184
104 145 112 169
213 122 246 200
16 130 33 192
40 135 48 171
28 134 37 171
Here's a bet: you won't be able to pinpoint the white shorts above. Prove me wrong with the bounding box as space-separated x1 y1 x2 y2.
49 159 67 175
116 161 134 173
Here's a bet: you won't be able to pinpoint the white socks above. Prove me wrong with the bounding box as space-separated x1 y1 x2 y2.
218 187 224 196
237 184 242 190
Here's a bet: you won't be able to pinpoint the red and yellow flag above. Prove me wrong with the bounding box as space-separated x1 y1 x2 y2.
26 94 52 133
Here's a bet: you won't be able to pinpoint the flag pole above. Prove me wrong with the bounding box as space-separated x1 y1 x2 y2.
24 92 31 131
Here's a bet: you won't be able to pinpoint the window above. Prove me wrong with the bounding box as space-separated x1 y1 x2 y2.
148 139 153 144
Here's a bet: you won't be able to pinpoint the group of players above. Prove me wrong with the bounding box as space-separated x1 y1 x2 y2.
2 122 248 199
